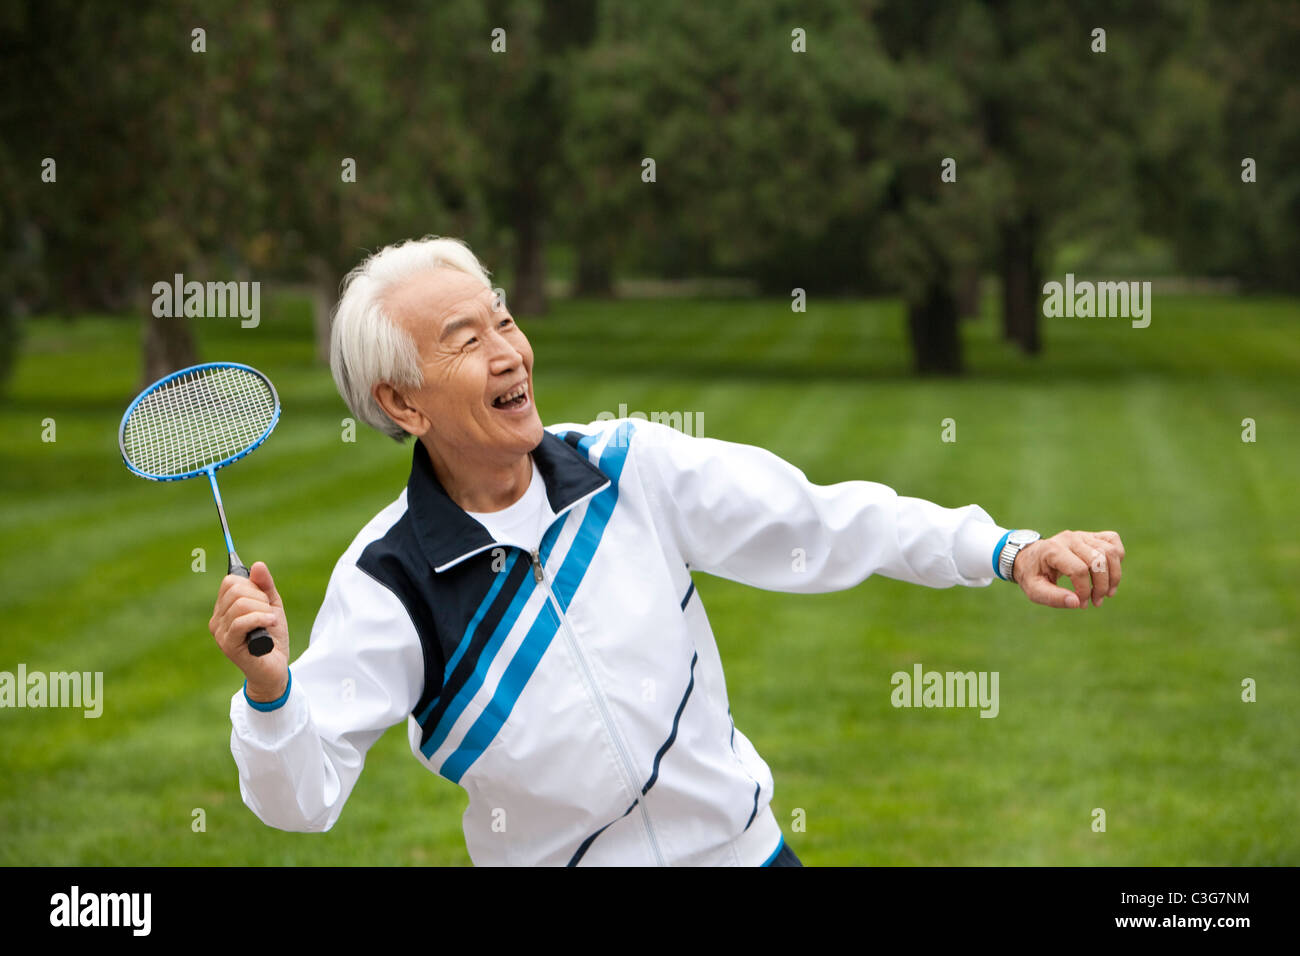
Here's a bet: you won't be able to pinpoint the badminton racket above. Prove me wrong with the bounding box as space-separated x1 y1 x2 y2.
119 362 281 656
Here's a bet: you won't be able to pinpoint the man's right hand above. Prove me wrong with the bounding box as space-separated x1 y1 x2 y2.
209 561 290 701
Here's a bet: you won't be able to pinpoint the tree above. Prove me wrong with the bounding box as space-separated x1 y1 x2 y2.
871 4 1003 373
876 1 1174 356
1138 0 1300 291
975 1 1176 353
247 1 483 354
447 1 601 315
560 0 897 295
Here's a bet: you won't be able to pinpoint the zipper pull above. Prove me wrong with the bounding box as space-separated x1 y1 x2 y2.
531 549 544 583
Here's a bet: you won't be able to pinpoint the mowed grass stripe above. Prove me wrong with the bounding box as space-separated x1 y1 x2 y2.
3 296 1298 865
0 441 407 655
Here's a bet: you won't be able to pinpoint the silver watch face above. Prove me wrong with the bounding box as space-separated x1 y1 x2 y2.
1008 529 1040 547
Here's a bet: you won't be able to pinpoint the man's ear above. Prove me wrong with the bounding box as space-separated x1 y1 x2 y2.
372 382 430 438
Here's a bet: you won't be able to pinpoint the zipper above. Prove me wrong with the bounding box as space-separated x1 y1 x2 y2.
433 477 610 574
531 548 666 866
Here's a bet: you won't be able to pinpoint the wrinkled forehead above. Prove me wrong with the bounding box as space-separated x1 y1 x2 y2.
383 267 495 336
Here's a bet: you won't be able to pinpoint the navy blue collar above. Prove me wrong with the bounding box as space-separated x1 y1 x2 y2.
406 430 609 572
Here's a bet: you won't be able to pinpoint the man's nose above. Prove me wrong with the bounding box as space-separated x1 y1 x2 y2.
486 327 523 370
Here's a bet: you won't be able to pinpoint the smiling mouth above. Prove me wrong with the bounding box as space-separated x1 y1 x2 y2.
491 383 529 411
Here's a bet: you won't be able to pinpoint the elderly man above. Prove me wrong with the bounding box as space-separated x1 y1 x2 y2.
210 236 1125 867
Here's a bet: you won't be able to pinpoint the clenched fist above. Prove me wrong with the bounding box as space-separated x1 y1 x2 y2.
209 561 291 701
1013 530 1126 609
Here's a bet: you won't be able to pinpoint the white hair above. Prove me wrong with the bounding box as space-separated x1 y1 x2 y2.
330 236 493 441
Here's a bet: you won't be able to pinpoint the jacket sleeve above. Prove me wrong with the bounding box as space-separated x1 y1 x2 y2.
631 419 1010 592
228 558 424 832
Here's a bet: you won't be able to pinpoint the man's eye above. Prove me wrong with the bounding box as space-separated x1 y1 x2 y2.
498 318 514 329
462 336 478 350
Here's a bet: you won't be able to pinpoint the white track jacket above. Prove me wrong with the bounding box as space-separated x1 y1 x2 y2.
229 418 1010 865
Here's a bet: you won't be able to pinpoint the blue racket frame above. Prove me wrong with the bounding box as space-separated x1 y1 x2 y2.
119 362 281 656
119 361 280 553
119 361 279 556
118 361 281 483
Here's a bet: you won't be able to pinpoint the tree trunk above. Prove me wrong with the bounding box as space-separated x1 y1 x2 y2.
999 213 1043 354
308 259 337 364
574 244 614 298
142 308 198 385
512 193 547 317
957 268 981 319
908 277 963 375
0 290 17 389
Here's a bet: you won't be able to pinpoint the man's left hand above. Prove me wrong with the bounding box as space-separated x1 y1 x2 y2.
1013 530 1125 609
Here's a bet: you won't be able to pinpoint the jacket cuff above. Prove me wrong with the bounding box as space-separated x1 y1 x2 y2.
244 669 292 712
953 517 1012 584
231 670 309 750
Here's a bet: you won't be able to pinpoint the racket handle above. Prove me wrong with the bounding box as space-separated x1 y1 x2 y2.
229 559 275 657
245 627 275 657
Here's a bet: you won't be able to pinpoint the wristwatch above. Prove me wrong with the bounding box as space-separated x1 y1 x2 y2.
997 529 1041 583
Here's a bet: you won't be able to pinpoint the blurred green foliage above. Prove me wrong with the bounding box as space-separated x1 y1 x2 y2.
1 0 1297 374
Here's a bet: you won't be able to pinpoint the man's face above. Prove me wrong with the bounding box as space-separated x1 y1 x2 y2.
382 268 544 462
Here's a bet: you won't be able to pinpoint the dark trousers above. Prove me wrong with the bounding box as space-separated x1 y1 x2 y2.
768 842 804 867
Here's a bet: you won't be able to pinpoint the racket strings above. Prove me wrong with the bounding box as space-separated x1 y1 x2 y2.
123 367 276 477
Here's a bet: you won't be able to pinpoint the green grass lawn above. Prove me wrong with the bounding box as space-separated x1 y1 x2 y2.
2 291 1297 865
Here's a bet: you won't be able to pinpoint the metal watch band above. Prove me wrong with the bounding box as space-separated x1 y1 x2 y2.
999 530 1040 582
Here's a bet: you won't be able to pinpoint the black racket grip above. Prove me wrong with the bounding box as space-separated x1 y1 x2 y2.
245 626 274 657
229 561 275 657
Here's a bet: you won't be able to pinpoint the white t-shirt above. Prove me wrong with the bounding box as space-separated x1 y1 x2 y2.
465 455 556 551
